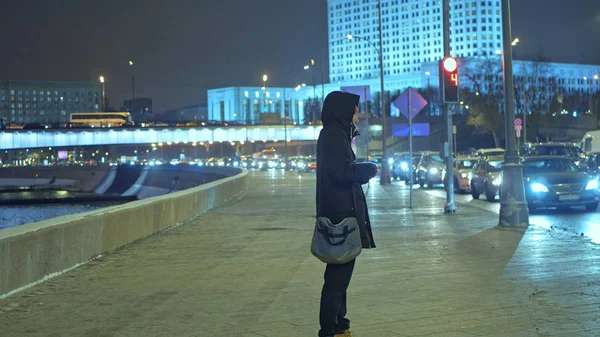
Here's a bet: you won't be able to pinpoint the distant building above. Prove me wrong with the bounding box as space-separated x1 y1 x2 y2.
123 97 152 122
180 104 208 122
0 80 101 124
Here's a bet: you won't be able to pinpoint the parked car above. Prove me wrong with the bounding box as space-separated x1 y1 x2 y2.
470 155 504 201
443 156 476 193
415 152 445 188
523 156 599 212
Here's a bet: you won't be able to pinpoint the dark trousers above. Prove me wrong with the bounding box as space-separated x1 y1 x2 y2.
318 258 356 337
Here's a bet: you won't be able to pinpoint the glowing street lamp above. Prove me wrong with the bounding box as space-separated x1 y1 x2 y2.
99 75 106 112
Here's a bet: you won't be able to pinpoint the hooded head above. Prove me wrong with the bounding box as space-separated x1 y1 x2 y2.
321 91 360 138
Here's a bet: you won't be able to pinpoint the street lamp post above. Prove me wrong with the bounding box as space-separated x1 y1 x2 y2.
425 72 431 115
347 0 390 185
128 60 135 99
499 0 529 227
283 87 288 163
262 74 268 113
99 76 105 112
584 76 592 114
595 75 599 126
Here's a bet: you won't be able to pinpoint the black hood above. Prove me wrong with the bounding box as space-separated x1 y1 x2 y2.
321 91 360 138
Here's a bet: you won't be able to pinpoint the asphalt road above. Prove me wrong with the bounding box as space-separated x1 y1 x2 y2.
397 181 600 244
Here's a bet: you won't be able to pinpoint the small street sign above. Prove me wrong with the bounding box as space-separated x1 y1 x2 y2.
514 118 522 127
515 124 523 138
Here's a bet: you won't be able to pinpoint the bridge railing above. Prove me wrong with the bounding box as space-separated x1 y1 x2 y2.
0 125 323 150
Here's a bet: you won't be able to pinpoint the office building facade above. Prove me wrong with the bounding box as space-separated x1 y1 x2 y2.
328 0 503 82
0 80 101 125
123 97 153 122
207 0 599 121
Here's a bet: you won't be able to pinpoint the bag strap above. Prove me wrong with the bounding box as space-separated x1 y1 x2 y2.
317 225 357 246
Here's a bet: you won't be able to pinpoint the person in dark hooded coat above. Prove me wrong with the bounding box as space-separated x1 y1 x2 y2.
316 91 378 337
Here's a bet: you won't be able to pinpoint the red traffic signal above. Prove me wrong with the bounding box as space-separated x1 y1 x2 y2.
443 57 458 72
439 57 459 103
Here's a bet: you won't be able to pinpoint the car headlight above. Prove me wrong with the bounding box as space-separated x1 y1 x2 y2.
585 179 599 190
242 162 247 167
531 182 549 193
461 173 468 178
492 177 502 186
233 161 239 167
429 167 439 175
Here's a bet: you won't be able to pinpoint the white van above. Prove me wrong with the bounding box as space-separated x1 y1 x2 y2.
580 130 600 154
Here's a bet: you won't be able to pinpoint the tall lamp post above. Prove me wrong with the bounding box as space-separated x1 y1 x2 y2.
128 61 135 113
99 76 106 112
262 74 268 113
594 75 599 127
347 8 390 184
499 0 529 227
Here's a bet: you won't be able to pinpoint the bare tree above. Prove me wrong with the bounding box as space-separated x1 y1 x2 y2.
462 57 505 147
513 59 559 142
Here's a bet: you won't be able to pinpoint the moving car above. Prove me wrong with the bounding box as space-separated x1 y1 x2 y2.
470 155 504 201
415 151 445 188
581 130 600 154
472 148 505 158
443 156 476 193
390 152 416 181
523 156 599 212
522 142 585 167
585 153 600 175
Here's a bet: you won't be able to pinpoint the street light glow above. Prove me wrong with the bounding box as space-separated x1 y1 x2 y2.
511 37 520 46
129 60 133 66
425 71 431 76
595 74 599 80
301 83 306 87
304 65 310 70
99 76 105 83
346 34 353 40
262 74 268 82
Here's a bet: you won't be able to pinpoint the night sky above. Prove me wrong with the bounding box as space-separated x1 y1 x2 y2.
1 0 599 112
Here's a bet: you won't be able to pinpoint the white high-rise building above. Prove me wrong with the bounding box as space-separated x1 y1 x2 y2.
327 0 503 82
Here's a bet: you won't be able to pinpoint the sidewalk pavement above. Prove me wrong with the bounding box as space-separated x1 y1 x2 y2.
1 171 600 337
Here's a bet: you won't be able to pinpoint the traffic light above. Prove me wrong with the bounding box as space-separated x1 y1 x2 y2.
439 57 459 103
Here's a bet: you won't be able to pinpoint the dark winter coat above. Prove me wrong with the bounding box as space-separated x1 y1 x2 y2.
316 91 378 249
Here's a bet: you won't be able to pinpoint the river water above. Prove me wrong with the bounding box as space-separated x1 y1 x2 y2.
0 201 122 230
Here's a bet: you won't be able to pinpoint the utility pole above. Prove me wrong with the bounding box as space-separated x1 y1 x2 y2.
499 0 529 227
378 0 391 184
442 0 456 213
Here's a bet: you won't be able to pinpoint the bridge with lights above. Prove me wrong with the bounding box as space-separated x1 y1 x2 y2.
0 125 323 150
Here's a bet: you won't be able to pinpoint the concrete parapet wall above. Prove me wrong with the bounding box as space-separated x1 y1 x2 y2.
0 166 110 191
0 170 249 297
